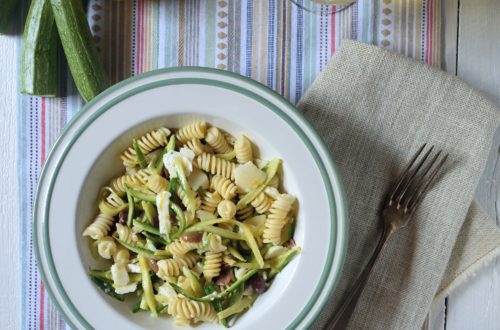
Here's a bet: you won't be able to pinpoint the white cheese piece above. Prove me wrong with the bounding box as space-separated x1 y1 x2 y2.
188 167 209 191
234 267 248 280
264 246 288 260
156 190 171 235
127 263 141 273
234 161 266 192
163 148 195 177
111 263 129 287
114 282 138 295
244 214 266 227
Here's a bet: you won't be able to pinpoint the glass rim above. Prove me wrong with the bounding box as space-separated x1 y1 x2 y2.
289 0 357 15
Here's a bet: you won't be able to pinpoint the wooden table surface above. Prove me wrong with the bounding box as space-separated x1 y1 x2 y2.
1 0 499 328
428 0 500 329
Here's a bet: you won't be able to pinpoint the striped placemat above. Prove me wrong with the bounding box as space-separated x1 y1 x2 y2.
18 0 441 328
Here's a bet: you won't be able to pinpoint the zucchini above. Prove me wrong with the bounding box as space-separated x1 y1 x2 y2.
50 0 109 101
20 0 59 96
0 0 19 34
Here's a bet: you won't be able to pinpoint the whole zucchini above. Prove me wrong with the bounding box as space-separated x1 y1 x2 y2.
0 0 19 34
50 0 109 102
21 0 59 96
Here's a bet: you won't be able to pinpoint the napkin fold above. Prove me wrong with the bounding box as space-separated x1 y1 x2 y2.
298 40 500 330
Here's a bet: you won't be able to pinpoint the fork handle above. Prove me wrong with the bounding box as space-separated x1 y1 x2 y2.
324 225 395 330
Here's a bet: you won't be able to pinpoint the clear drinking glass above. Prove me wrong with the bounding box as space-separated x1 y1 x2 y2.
290 0 357 15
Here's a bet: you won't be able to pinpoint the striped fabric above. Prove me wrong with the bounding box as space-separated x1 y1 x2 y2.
18 1 441 329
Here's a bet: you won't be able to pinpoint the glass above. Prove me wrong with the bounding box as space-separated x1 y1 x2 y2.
290 0 357 15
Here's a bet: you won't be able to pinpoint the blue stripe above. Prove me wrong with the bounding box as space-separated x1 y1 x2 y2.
245 0 253 77
280 1 287 97
295 1 304 102
421 0 426 63
267 0 275 88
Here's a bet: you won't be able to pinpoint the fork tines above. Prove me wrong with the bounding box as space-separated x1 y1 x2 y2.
388 144 448 212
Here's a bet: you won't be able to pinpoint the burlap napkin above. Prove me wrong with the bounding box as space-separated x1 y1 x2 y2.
298 40 500 329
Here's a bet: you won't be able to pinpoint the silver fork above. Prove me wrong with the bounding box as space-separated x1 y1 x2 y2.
325 144 448 330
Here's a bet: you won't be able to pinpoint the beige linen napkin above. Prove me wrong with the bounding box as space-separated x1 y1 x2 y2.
298 40 500 329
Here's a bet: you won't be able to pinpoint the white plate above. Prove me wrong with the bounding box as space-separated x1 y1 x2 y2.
34 67 348 329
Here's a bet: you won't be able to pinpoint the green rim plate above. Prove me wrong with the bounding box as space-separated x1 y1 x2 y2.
33 67 348 329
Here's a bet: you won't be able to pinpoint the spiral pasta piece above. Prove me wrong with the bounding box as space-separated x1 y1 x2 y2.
217 200 237 219
176 121 207 143
263 194 296 245
97 236 117 259
184 211 198 226
177 186 200 213
210 175 238 200
115 223 136 244
236 205 254 221
135 168 154 183
174 316 192 326
185 139 212 156
113 245 130 265
120 128 171 167
168 296 217 323
224 132 236 146
83 213 114 240
99 190 127 216
109 175 132 196
168 239 200 257
156 252 199 278
205 127 232 154
204 233 227 253
251 192 273 214
196 153 236 180
146 174 168 193
234 135 253 164
203 251 223 282
200 191 222 214
262 194 295 245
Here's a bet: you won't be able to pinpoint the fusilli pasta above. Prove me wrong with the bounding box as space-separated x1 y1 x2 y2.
147 174 168 193
195 153 235 180
168 239 200 257
210 175 238 200
156 252 199 278
251 192 273 214
113 245 130 265
200 191 222 213
97 236 117 259
217 200 237 219
236 205 254 221
120 127 171 167
205 127 232 154
115 223 136 244
177 185 200 213
168 296 217 323
263 194 296 245
185 138 212 156
99 190 127 216
83 213 114 240
176 121 207 143
234 135 253 164
202 251 223 282
203 233 227 253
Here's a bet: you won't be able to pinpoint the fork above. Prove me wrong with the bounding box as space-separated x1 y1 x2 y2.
324 144 448 330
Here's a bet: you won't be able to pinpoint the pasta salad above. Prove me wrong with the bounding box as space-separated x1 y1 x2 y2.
83 121 300 327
